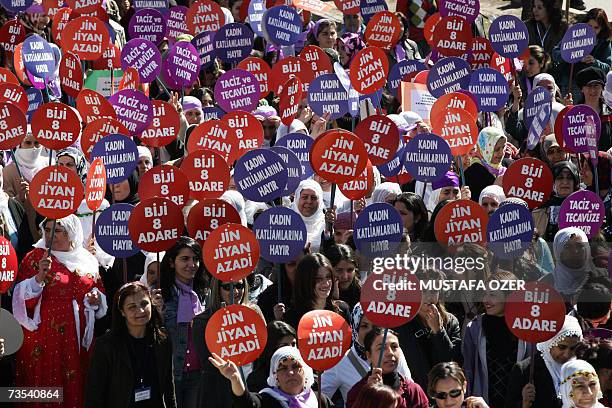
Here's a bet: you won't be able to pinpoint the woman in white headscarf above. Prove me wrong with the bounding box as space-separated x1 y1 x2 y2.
0 166 33 258
12 215 107 408
291 179 326 253
559 359 606 408
221 190 248 226
210 345 334 407
550 227 594 299
370 182 402 205
478 185 506 215
506 315 583 408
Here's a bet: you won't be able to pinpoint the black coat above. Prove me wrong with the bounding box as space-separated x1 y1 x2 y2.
85 330 176 408
504 353 561 408
232 390 334 408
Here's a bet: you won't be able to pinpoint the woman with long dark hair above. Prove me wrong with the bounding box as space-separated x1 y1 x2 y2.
324 244 361 309
85 282 176 408
159 236 208 408
393 193 429 243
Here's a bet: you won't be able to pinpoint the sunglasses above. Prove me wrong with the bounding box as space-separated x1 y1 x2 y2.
432 389 462 399
221 283 245 291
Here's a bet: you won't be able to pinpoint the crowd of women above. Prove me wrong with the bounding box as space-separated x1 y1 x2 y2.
0 0 612 407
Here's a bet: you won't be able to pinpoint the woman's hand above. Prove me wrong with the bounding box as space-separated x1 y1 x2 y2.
423 304 443 333
86 235 96 256
466 396 490 408
273 303 285 321
310 113 330 139
460 186 471 200
297 104 313 124
581 55 595 65
36 257 51 285
18 180 29 202
562 93 573 106
353 198 366 214
521 383 535 408
324 205 337 225
511 85 522 112
209 353 246 396
367 367 383 386
170 91 183 114
86 291 101 307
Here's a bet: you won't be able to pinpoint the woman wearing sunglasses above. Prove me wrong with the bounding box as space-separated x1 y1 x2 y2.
427 362 489 408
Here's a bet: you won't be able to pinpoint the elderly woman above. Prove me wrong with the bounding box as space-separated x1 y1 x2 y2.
210 346 334 407
559 360 606 408
12 215 107 408
291 179 326 253
137 146 153 177
478 185 506 216
465 127 507 204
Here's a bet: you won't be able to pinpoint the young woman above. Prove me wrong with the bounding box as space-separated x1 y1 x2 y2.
464 127 507 204
247 321 297 393
307 19 337 50
393 193 429 242
324 244 361 308
12 215 107 408
160 237 208 408
584 8 612 72
351 383 401 408
279 253 350 329
427 362 490 408
505 315 583 408
346 328 429 408
518 45 550 98
462 273 531 407
559 360 606 408
211 346 334 407
85 282 176 408
526 0 567 58
257 255 303 323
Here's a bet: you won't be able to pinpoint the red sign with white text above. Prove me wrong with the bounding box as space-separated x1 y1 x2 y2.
30 166 84 219
138 165 190 209
187 199 242 246
128 197 184 252
85 158 107 211
298 310 352 371
203 223 260 282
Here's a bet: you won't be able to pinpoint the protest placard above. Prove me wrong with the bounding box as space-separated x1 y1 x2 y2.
187 199 242 246
297 310 352 371
96 204 141 258
128 197 184 252
434 199 488 246
29 166 84 219
502 158 553 209
203 223 260 282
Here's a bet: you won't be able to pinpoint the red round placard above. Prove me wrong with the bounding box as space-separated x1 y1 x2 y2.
0 102 27 150
354 114 400 166
180 149 230 200
310 129 369 184
431 107 477 156
139 100 180 148
138 165 190 209
187 0 225 35
0 83 28 115
338 160 374 200
187 199 242 246
297 310 352 372
59 51 83 98
0 20 26 61
555 106 572 151
364 11 402 49
424 12 441 47
432 15 472 57
434 199 488 247
128 197 184 252
299 45 333 77
81 118 129 161
202 223 260 282
221 111 263 158
66 0 102 15
349 47 389 94
279 76 302 126
31 103 81 150
85 158 106 211
502 158 553 210
205 304 267 366
119 67 140 91
360 270 421 328
430 92 478 124
0 237 18 294
504 282 565 343
29 166 84 219
333 0 359 14
76 88 117 124
61 16 110 61
51 7 72 46
0 67 19 85
237 57 271 98
270 56 314 95
470 37 494 70
92 43 121 70
187 120 239 165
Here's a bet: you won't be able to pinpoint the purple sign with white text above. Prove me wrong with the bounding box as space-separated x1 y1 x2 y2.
468 67 509 112
121 38 162 84
275 132 314 178
96 204 141 258
162 41 201 89
308 73 350 120
489 15 529 59
248 0 266 37
559 190 605 238
271 146 304 196
560 23 596 64
387 59 426 96
427 57 471 98
253 207 307 263
191 31 216 70
129 9 168 45
563 104 601 154
524 86 552 132
91 134 139 184
487 203 534 259
353 203 403 257
403 133 452 182
233 149 288 202
109 89 154 135
166 6 189 40
262 6 302 46
214 23 254 64
439 0 480 24
377 141 406 178
359 0 388 23
214 69 260 113
22 34 56 79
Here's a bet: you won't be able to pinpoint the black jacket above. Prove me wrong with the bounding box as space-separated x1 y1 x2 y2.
85 330 176 408
505 353 561 408
232 390 334 408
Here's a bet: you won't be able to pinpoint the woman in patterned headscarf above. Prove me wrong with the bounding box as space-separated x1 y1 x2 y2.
464 127 507 203
337 32 366 69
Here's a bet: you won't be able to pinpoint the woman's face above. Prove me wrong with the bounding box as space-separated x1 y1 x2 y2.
43 221 71 252
314 266 333 302
185 108 202 125
220 280 245 304
317 25 337 49
366 333 401 374
357 314 373 345
276 358 306 395
550 337 580 364
491 138 505 165
571 375 600 408
587 19 602 36
547 146 566 165
532 0 548 23
121 291 152 329
480 197 499 215
525 56 543 77
339 46 350 67
231 0 242 21
333 259 356 290
560 234 587 270
58 155 77 174
581 83 603 102
579 160 594 188
138 155 152 176
146 262 159 287
111 179 131 201
173 247 200 284
432 377 465 408
554 169 575 197
20 133 40 149
439 186 460 202
298 189 319 217
483 289 506 317
202 92 214 107
394 201 416 232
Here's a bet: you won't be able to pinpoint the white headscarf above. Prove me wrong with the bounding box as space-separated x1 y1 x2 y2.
221 190 248 226
478 185 506 206
559 359 605 408
13 146 48 182
371 182 402 204
291 179 325 252
552 227 591 297
536 315 583 395
140 251 164 287
34 215 100 279
276 119 309 142
266 346 315 388
137 146 153 162
0 167 18 246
